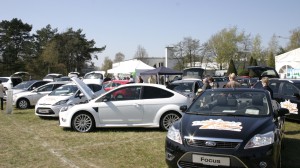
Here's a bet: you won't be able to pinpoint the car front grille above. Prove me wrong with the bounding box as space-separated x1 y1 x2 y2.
184 137 242 149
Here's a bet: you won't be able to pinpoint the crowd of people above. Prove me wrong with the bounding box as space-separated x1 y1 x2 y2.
198 73 273 99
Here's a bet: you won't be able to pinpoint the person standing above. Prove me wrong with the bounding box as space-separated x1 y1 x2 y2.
225 73 241 88
261 77 273 99
138 75 144 83
0 80 6 110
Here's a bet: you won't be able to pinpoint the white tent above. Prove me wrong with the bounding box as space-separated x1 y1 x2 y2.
275 48 300 78
107 59 155 75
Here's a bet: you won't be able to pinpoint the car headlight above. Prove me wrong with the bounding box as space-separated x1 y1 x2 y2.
167 125 182 144
60 104 74 112
53 99 69 106
244 131 274 149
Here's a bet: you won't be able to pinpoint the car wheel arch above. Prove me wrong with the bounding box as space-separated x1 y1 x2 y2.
17 98 30 109
71 110 96 132
159 110 182 131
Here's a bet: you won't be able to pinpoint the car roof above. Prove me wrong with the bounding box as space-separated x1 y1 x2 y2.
47 81 71 85
269 78 300 83
171 79 202 83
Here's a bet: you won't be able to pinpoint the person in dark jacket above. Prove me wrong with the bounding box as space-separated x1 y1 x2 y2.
261 76 273 99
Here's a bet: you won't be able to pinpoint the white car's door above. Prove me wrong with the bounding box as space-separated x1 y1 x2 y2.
31 84 55 104
96 86 143 124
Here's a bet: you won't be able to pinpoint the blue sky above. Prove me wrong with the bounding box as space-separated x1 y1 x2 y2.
1 0 300 67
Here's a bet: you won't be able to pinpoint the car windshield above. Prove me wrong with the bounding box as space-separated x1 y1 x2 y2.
189 90 270 116
13 81 35 89
167 82 193 92
49 85 78 96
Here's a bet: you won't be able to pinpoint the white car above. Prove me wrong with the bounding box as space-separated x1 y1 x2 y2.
13 81 69 109
35 78 105 117
59 81 192 132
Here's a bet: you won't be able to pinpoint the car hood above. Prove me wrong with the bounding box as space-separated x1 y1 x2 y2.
180 114 273 140
71 77 94 101
12 89 26 94
14 90 36 97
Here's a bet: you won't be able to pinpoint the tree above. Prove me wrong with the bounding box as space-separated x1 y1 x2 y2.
27 25 58 78
286 27 300 51
134 45 149 64
0 18 33 75
267 51 275 67
206 27 244 69
41 28 106 74
171 37 202 70
251 34 263 62
100 56 113 73
227 59 237 75
113 52 125 63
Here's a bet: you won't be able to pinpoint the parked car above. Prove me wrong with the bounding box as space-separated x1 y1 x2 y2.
167 79 203 101
0 76 23 90
35 78 105 117
253 78 300 121
59 82 192 132
11 80 50 95
83 71 105 85
212 76 228 88
43 73 63 81
103 80 129 91
13 81 69 109
247 66 280 79
165 88 289 168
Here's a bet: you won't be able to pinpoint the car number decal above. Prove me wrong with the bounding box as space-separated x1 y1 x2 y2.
192 119 242 132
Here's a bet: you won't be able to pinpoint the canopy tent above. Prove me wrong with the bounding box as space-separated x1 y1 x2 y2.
275 48 300 78
107 59 155 74
140 66 182 75
140 66 182 85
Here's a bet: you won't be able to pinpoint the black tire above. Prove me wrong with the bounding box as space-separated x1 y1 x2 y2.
160 112 181 131
17 98 30 109
71 112 95 132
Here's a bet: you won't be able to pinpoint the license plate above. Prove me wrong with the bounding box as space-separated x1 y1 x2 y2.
38 109 49 113
192 154 230 166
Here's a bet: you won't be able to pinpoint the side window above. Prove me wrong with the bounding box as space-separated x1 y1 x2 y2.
53 84 63 90
108 86 141 101
38 85 53 92
142 86 174 99
282 82 298 96
32 81 48 89
269 81 279 94
92 84 102 92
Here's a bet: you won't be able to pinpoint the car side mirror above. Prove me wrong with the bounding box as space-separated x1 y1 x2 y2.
180 105 188 112
277 108 290 116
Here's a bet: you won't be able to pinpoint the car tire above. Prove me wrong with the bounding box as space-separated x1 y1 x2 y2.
160 112 181 131
71 112 95 132
17 98 30 109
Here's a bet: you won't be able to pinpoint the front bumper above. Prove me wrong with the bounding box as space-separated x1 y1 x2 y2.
165 139 278 168
35 105 63 117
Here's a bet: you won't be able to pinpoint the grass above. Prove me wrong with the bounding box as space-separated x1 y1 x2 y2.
1 105 300 168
